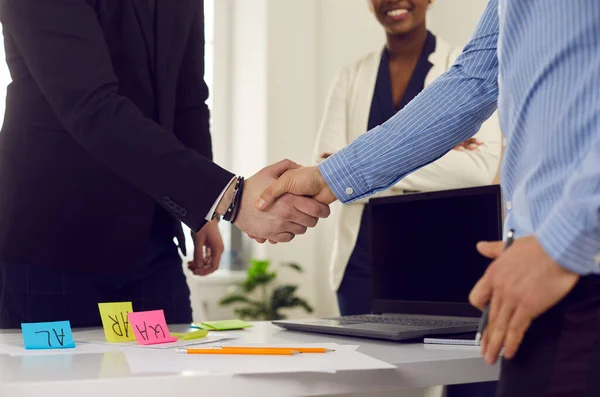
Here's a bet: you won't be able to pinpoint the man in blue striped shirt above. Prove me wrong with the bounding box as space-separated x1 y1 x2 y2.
256 0 600 394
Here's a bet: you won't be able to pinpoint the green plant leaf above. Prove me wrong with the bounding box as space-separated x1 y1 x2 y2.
222 259 310 321
241 259 275 293
220 294 262 308
269 285 312 315
290 297 314 313
271 285 297 304
253 273 276 285
248 259 270 277
241 278 258 293
284 262 303 272
235 306 267 321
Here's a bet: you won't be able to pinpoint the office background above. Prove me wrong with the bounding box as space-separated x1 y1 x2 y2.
0 0 490 321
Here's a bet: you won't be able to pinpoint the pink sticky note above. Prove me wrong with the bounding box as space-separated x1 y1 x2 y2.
127 310 178 345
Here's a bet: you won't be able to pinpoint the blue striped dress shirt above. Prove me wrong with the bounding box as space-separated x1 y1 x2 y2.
318 0 600 275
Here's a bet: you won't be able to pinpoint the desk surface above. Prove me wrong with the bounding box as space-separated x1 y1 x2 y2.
0 322 498 397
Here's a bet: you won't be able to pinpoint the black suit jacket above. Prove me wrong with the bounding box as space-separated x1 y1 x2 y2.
0 0 234 273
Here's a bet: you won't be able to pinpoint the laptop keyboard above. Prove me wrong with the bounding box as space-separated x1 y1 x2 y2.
336 315 476 329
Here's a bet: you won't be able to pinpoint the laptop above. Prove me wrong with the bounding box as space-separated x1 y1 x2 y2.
273 185 503 341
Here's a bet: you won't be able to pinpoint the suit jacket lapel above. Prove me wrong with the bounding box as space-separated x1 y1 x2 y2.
155 0 176 123
131 0 156 78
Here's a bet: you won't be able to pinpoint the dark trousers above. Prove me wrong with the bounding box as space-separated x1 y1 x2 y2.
337 205 373 316
0 235 192 329
496 275 600 397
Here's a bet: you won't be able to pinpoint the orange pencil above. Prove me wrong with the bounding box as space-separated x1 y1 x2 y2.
222 346 334 353
175 347 299 355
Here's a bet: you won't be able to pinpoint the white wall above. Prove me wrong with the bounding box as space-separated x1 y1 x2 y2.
264 0 321 316
427 0 489 47
225 0 490 318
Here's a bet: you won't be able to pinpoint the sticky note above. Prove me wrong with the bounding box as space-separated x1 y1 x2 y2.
171 329 208 340
21 321 76 350
192 319 253 331
98 302 136 342
127 310 178 345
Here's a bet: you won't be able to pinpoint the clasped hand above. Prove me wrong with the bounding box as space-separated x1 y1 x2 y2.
218 159 331 244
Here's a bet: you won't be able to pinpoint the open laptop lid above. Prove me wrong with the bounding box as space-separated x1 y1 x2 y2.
369 185 503 318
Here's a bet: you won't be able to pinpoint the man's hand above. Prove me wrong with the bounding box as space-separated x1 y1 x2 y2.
188 219 224 276
217 160 331 243
255 166 337 212
453 137 483 151
469 235 580 365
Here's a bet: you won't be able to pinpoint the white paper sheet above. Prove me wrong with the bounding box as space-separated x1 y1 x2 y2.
76 332 235 350
0 334 122 356
124 343 394 375
0 331 235 356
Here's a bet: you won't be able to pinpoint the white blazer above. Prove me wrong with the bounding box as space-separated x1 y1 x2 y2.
315 37 502 292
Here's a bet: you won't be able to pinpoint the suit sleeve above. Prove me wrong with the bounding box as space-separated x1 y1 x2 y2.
0 0 234 232
174 1 213 161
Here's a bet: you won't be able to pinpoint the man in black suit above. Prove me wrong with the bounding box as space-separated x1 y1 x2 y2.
0 0 329 328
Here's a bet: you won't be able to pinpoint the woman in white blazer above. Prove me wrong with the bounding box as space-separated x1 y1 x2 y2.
315 0 502 317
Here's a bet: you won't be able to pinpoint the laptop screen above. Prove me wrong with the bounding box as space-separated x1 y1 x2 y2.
370 185 503 317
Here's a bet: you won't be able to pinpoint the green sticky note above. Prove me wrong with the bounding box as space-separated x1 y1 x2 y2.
171 329 208 340
192 319 253 331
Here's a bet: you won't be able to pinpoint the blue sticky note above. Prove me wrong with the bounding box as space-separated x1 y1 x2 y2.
21 321 76 350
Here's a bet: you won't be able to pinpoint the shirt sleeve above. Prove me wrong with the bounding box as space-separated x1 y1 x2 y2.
318 0 500 203
536 135 600 275
205 177 236 221
392 111 502 193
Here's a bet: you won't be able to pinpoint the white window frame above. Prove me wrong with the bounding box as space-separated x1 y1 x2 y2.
182 0 247 270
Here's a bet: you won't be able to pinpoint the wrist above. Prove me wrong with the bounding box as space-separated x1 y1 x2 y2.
315 166 337 204
216 179 237 216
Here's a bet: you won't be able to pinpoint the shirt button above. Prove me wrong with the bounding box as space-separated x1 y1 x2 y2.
506 201 512 211
345 187 354 195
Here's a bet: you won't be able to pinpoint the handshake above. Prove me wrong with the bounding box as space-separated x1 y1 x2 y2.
214 159 338 244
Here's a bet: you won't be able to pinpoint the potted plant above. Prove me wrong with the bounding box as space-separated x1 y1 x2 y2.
219 259 313 321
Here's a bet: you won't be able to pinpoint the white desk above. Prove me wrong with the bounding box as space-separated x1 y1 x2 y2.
0 322 499 397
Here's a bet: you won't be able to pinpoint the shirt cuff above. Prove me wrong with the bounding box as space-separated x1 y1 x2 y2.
318 149 370 204
536 201 600 275
205 177 237 221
